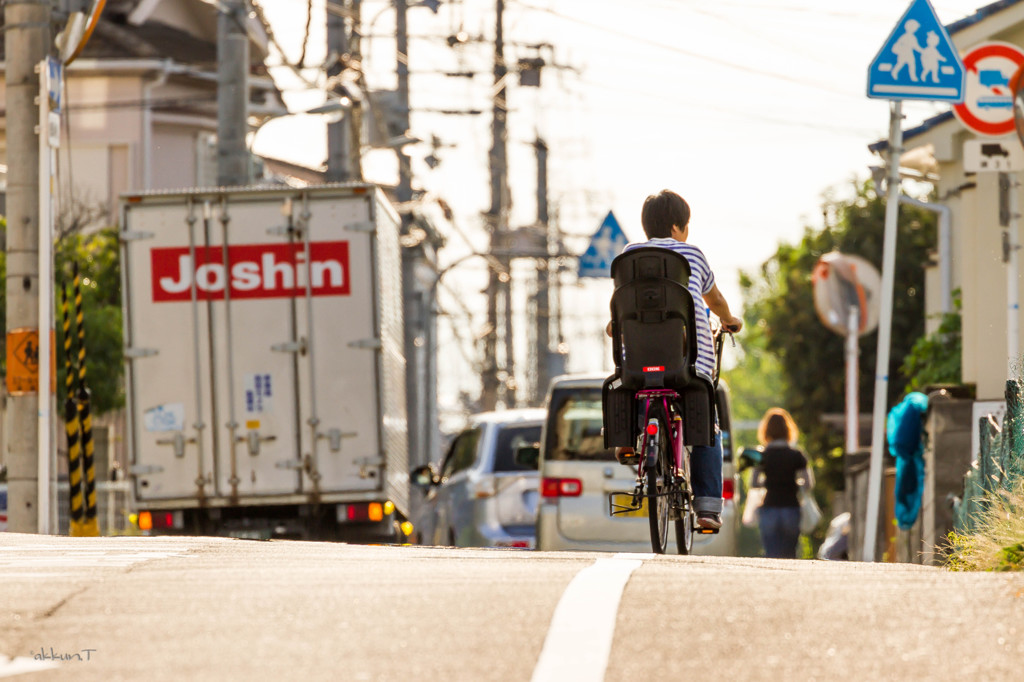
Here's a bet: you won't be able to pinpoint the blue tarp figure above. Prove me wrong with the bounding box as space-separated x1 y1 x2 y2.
887 392 930 530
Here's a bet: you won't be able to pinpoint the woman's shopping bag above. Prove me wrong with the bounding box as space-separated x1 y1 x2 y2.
742 487 766 528
799 491 823 534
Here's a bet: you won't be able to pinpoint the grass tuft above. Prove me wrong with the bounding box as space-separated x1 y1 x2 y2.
946 480 1024 571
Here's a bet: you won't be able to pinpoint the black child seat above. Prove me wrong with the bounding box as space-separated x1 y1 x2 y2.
602 247 716 448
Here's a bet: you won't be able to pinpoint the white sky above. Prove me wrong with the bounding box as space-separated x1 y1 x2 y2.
254 0 995 420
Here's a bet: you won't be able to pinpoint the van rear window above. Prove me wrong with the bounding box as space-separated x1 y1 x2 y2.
493 424 542 472
544 388 616 462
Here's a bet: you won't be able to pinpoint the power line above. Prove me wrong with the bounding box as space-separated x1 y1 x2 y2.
511 0 859 99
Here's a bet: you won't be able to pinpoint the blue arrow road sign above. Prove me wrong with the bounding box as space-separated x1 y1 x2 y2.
578 211 628 278
867 0 964 102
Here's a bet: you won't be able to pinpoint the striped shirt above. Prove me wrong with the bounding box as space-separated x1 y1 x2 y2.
622 238 716 380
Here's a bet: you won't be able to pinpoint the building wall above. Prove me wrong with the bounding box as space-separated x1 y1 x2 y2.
0 69 219 226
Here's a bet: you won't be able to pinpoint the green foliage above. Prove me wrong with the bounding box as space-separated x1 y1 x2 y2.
0 226 123 415
55 228 124 414
734 178 936 495
901 290 962 393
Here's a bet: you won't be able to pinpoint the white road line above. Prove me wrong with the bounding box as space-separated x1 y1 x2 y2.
531 553 650 682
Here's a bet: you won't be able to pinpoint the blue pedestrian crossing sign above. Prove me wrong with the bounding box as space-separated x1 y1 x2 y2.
578 211 628 278
867 0 964 102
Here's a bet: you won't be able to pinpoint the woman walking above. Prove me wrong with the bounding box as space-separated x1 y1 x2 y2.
755 408 812 559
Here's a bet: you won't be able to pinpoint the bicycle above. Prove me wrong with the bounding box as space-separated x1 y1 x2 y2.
610 325 731 554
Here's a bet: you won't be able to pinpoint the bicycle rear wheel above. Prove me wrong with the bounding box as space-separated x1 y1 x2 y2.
645 418 670 554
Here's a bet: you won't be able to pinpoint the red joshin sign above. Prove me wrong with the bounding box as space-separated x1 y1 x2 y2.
150 241 350 302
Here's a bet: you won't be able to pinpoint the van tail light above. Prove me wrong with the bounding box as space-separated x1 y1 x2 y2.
541 477 582 498
472 477 498 499
722 479 735 501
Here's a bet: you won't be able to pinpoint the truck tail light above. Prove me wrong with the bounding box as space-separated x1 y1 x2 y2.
722 479 735 501
137 510 183 531
541 477 582 498
337 502 387 523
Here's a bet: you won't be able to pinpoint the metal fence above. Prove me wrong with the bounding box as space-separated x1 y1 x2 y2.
954 379 1024 533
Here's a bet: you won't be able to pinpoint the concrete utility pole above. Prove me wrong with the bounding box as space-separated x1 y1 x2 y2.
4 0 52 533
218 0 250 186
395 0 412 202
533 137 551 405
326 0 361 182
481 0 508 411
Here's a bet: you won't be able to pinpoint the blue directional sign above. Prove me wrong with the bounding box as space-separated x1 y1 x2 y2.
867 0 964 102
578 211 628 278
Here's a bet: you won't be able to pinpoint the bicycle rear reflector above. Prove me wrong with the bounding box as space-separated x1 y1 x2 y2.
646 423 659 436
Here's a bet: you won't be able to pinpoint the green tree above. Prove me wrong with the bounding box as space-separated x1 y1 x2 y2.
901 290 963 393
0 225 123 415
730 178 936 493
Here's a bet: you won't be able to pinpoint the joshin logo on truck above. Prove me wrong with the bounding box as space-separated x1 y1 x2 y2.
151 241 350 301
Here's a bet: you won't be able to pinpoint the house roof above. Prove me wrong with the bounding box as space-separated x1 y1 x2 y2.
0 2 267 76
869 0 1024 154
946 0 1024 35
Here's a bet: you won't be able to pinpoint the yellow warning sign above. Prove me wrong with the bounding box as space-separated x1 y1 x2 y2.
6 328 56 395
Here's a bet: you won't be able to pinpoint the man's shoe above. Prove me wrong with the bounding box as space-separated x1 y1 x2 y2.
615 447 638 465
696 512 722 530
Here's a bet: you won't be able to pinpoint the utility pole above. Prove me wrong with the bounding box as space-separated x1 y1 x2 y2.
4 0 52 533
326 0 362 182
395 0 427 468
395 0 412 203
534 137 550 405
481 0 508 411
218 0 250 186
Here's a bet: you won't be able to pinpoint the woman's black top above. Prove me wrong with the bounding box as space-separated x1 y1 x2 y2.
760 443 808 508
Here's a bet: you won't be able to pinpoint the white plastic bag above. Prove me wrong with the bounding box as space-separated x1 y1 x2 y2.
799 491 823 534
742 487 766 528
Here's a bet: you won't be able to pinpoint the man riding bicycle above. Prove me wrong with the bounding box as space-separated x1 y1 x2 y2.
607 190 742 530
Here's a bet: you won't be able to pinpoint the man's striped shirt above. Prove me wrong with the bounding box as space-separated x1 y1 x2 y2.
622 238 716 380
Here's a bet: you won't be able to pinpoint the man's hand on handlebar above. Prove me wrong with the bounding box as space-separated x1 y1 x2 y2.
721 316 743 334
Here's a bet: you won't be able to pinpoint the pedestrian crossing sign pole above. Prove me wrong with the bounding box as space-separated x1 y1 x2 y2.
861 0 963 564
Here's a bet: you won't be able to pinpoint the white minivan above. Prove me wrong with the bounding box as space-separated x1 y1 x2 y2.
535 375 739 555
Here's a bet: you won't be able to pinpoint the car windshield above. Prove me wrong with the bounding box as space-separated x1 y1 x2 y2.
493 424 542 472
545 387 615 462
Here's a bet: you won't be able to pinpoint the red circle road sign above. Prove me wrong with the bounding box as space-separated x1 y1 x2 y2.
953 42 1024 137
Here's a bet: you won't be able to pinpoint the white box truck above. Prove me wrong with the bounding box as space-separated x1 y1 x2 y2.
120 185 409 541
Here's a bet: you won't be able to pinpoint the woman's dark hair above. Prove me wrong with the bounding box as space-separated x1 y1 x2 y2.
757 407 799 445
641 190 690 239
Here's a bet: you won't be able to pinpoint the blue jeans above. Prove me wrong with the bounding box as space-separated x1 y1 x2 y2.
692 430 722 514
759 505 801 558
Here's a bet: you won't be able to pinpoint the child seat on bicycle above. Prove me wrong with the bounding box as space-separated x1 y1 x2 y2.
602 246 716 448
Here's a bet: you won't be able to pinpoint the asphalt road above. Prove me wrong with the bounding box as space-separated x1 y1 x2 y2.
1 533 1022 681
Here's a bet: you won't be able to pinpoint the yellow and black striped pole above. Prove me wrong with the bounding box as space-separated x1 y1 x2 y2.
73 263 99 537
61 284 85 537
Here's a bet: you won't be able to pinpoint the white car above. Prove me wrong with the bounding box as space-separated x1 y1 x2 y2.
535 375 739 555
410 408 545 548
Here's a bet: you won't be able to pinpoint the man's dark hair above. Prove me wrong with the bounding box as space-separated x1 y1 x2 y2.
641 190 690 239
